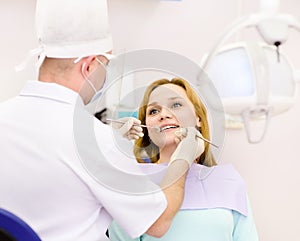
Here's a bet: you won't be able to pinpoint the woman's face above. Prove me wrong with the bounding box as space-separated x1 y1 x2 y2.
145 84 200 148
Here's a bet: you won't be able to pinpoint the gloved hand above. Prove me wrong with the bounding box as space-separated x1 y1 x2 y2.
170 127 204 167
110 117 144 140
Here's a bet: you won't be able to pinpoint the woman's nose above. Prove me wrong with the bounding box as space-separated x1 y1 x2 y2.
159 107 173 120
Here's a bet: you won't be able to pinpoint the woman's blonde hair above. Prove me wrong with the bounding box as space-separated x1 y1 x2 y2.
134 78 217 167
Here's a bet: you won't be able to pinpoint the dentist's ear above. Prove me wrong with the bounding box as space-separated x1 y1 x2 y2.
81 60 98 94
80 56 97 76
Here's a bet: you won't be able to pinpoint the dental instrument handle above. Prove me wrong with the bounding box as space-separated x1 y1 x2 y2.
106 118 159 129
196 135 219 148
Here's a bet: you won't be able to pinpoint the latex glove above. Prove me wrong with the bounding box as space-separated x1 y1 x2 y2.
111 117 144 140
170 127 204 167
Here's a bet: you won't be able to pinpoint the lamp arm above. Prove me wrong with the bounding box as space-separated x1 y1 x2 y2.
201 13 300 71
201 14 263 70
199 11 300 144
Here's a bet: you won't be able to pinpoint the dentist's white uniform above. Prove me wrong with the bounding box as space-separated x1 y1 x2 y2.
0 80 166 240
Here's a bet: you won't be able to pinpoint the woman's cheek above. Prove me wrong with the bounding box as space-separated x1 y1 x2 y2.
176 109 198 127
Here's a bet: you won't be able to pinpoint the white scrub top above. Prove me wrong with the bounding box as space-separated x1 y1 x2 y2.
0 81 167 241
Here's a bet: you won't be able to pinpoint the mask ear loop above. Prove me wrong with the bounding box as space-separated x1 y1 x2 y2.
81 63 97 94
95 58 107 69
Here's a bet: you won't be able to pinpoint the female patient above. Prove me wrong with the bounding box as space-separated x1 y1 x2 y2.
109 78 259 241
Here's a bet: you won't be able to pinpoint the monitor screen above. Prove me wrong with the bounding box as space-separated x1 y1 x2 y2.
207 47 255 98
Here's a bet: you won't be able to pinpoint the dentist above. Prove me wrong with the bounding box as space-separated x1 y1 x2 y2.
0 0 203 240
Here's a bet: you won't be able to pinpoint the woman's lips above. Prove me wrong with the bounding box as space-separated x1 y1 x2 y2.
159 124 180 132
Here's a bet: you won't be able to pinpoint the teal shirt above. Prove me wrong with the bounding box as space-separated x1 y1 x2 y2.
109 198 258 241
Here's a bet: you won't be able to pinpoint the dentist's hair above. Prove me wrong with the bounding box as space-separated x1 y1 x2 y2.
134 78 216 166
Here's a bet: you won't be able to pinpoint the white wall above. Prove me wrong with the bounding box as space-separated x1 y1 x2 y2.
1 1 300 240
0 0 37 102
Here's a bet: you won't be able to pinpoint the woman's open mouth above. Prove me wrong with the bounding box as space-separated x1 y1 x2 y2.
160 124 180 132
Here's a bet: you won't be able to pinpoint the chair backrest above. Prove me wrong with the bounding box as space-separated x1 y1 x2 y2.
0 208 41 241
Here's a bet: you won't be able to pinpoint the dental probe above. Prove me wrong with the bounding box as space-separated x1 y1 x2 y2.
106 118 160 131
107 119 218 148
196 135 219 148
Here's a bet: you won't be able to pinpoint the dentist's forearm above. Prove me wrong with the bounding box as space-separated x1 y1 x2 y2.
145 160 189 238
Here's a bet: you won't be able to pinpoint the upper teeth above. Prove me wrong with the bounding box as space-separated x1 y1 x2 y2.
161 125 179 131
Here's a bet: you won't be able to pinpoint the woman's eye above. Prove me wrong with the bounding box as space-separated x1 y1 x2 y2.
148 108 159 115
171 102 182 108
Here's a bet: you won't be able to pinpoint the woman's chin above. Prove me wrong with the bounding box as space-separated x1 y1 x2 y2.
154 138 177 149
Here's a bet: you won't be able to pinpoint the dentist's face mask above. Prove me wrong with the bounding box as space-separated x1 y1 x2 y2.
81 58 108 103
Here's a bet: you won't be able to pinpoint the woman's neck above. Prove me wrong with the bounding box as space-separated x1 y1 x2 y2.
157 145 177 164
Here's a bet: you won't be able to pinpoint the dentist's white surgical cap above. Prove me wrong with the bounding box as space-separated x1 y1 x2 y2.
36 0 113 59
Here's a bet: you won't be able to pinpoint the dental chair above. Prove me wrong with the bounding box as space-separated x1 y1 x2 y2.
0 208 41 241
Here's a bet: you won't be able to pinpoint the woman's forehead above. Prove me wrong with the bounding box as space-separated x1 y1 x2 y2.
148 84 188 102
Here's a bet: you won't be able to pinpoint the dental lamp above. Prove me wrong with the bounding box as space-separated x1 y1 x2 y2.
200 13 300 143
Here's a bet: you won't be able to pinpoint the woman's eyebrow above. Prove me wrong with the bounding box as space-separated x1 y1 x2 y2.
147 97 184 107
169 97 184 100
147 102 158 108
